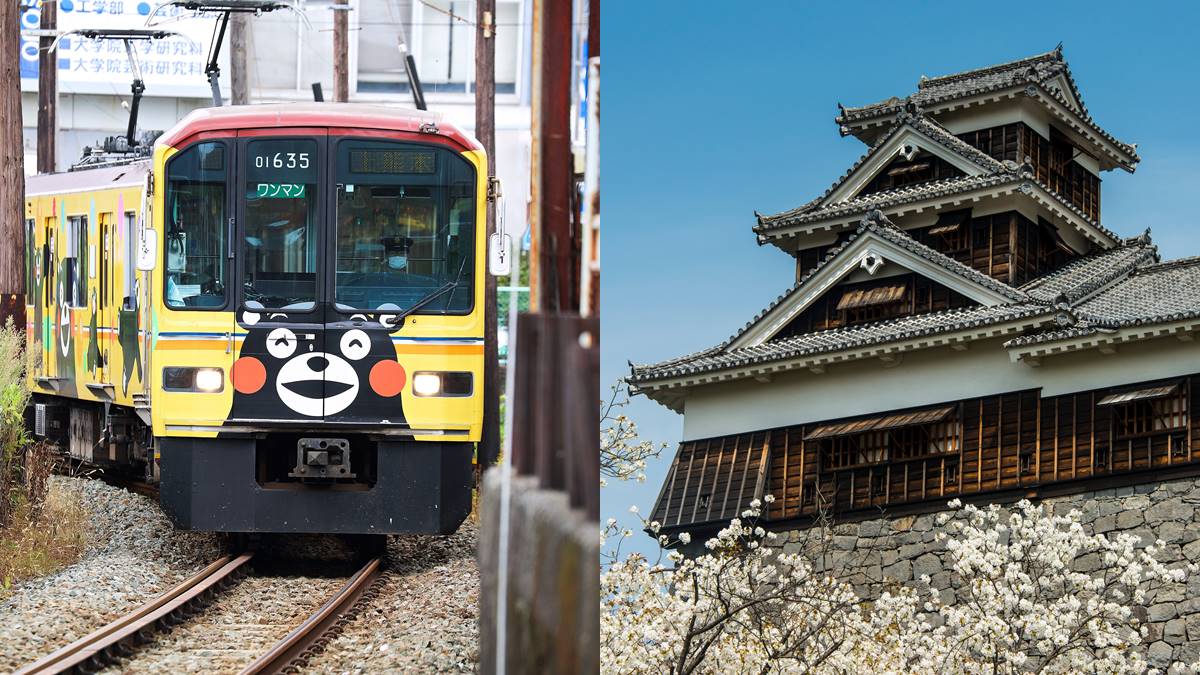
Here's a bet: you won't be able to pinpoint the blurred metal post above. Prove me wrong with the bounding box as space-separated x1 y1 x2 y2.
477 0 500 469
37 0 57 173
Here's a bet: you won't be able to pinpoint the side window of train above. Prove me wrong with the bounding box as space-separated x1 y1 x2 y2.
65 215 87 307
165 141 228 310
123 211 136 308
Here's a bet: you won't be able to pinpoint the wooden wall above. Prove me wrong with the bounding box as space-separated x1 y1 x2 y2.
652 376 1200 529
957 122 1101 222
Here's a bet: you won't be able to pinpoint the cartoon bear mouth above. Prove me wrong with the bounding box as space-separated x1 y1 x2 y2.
275 352 361 417
281 379 353 399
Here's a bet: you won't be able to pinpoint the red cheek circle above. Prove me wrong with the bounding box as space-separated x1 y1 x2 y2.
370 360 405 397
231 357 266 394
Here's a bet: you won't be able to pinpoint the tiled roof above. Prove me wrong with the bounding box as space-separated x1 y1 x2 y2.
630 302 1049 384
839 49 1066 123
835 47 1138 167
728 210 1027 347
756 113 1005 230
755 169 1122 246
1006 256 1200 348
756 172 1013 231
1019 235 1158 304
1074 256 1200 326
632 226 1199 387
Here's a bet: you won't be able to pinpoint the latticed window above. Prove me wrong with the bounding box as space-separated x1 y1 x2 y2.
1102 382 1188 439
811 408 959 470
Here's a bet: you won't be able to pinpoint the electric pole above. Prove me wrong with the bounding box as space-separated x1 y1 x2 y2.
530 0 572 312
37 0 57 173
229 13 249 104
1 0 26 320
333 0 349 102
476 0 499 468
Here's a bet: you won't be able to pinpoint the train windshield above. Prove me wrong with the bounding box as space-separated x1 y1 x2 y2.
333 140 476 314
242 138 320 311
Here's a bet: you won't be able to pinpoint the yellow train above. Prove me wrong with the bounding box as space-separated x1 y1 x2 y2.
25 104 489 535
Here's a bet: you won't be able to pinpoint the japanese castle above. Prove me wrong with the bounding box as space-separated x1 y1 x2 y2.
630 47 1200 534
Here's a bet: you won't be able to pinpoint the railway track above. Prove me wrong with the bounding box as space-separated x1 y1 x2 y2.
15 553 384 675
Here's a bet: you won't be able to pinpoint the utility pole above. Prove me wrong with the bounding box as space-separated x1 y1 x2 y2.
476 0 499 468
332 0 349 102
37 0 57 173
229 13 249 105
529 0 573 312
0 0 26 321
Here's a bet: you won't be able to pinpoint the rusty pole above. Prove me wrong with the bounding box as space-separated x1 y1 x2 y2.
530 0 573 312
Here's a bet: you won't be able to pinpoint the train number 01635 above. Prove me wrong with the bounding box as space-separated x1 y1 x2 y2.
253 152 311 169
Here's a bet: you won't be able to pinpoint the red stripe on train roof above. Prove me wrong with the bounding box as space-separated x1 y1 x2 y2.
156 103 483 153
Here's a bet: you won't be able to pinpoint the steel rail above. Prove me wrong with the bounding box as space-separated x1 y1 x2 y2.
239 556 384 675
15 553 254 675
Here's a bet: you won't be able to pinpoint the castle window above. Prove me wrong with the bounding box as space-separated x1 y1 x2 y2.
835 281 908 326
1019 449 1035 476
1100 382 1187 439
808 406 958 471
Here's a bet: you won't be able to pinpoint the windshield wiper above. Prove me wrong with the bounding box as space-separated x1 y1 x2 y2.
386 257 469 329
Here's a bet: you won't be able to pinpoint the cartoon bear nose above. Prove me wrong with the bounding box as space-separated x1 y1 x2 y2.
309 355 329 372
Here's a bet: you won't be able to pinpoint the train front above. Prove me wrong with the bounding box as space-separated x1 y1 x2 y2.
150 105 485 534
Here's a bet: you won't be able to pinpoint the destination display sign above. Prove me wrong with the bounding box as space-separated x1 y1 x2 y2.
246 139 317 186
349 149 437 175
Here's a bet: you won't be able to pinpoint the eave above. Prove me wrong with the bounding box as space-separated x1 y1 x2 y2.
633 310 1055 413
755 176 1118 254
837 83 1138 173
1007 317 1200 365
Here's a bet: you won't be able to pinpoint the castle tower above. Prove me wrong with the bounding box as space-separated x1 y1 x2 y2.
631 48 1199 537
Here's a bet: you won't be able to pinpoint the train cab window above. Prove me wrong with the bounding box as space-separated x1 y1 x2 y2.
242 138 318 310
332 140 476 313
164 141 228 309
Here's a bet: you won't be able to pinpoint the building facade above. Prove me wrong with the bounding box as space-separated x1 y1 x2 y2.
17 0 551 248
631 48 1200 537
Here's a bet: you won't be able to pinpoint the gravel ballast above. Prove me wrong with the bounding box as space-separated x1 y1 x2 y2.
0 476 482 674
306 521 481 674
0 475 223 672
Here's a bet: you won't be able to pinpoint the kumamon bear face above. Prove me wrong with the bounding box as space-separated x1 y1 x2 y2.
229 311 407 420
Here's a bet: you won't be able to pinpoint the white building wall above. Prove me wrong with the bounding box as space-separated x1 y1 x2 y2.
679 335 1200 441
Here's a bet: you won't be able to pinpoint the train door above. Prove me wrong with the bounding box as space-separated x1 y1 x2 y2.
232 134 330 421
94 211 119 388
42 221 55 380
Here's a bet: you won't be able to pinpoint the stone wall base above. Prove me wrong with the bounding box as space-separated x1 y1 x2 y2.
771 475 1200 668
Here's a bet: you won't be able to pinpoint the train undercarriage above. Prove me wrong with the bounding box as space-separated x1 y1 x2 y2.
27 396 474 535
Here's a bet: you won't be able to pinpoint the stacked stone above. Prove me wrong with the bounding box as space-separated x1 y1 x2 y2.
771 476 1200 668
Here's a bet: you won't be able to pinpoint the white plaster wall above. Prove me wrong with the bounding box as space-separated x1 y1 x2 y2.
680 335 1200 441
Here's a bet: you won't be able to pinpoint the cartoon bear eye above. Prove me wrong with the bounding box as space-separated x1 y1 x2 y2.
267 327 298 359
340 329 370 361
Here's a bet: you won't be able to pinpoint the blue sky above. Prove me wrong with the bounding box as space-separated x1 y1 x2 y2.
600 1 1200 559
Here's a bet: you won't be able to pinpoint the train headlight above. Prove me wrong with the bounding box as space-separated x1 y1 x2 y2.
412 371 473 397
163 367 225 393
194 368 225 392
412 372 442 397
